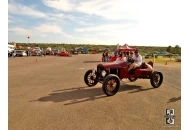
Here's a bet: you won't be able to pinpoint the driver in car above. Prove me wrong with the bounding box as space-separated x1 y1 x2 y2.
128 49 142 72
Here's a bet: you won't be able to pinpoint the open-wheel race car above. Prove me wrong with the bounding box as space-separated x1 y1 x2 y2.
84 61 163 96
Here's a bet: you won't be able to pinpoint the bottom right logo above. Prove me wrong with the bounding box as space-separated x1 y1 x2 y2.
164 108 175 125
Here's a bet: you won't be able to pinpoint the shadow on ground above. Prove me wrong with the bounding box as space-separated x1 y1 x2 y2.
30 84 155 105
167 96 181 103
83 61 102 63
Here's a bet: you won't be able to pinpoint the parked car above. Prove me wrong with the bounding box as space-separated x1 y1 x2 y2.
57 51 72 57
30 50 42 56
91 51 97 54
72 50 78 55
14 50 27 57
52 49 60 56
46 50 54 55
175 56 181 62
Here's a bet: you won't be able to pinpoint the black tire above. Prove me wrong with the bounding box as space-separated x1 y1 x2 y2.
128 78 137 82
150 71 163 88
102 74 120 96
84 69 98 87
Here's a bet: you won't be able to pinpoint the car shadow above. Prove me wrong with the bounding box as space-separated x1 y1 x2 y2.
83 61 102 63
167 96 181 103
30 84 154 105
128 87 155 93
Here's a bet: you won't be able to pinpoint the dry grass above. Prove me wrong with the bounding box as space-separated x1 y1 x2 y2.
143 56 181 66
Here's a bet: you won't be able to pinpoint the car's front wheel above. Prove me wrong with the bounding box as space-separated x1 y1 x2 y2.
102 74 120 96
84 69 98 87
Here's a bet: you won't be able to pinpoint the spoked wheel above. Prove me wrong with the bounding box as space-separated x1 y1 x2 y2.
150 71 163 88
102 74 120 96
84 69 98 87
128 78 137 82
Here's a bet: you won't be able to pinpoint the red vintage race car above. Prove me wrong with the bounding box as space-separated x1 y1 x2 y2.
84 61 163 96
57 51 72 57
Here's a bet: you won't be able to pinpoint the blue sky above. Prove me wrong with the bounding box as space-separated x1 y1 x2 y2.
8 0 189 46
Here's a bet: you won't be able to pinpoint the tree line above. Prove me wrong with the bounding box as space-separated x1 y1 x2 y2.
15 43 181 55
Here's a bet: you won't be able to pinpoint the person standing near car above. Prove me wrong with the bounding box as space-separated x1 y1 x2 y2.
105 51 109 62
102 51 106 62
26 50 29 57
43 50 46 57
13 51 15 57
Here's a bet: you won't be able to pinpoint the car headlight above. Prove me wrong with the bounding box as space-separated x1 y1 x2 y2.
101 70 106 77
92 69 96 74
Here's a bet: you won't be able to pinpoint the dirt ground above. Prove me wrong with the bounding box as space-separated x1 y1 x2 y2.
8 54 181 130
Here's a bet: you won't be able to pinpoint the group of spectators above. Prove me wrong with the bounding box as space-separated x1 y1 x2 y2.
102 51 109 62
102 49 153 72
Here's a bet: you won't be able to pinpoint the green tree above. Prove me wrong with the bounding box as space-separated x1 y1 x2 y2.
171 45 180 55
166 45 172 53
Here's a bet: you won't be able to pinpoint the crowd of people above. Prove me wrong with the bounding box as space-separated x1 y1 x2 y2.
102 49 153 72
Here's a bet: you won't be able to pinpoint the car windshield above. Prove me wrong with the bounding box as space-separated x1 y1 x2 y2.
53 50 59 52
15 50 23 53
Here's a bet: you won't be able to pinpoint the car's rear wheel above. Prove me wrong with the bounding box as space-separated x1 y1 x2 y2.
84 69 98 87
102 74 120 96
150 71 163 88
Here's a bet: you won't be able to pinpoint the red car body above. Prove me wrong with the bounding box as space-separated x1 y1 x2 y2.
96 61 153 79
91 51 97 54
58 51 72 57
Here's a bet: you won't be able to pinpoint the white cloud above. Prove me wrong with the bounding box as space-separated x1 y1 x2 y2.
34 24 63 34
9 27 32 36
76 21 93 26
75 23 135 32
8 15 26 23
8 19 13 23
9 23 73 38
43 0 75 12
8 1 87 25
8 2 46 18
42 0 135 20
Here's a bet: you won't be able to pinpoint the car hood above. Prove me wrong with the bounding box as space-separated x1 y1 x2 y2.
97 61 125 68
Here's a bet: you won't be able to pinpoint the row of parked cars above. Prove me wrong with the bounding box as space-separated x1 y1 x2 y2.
9 50 43 57
11 50 28 57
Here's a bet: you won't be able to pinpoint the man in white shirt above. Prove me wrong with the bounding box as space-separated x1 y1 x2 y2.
128 50 142 71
